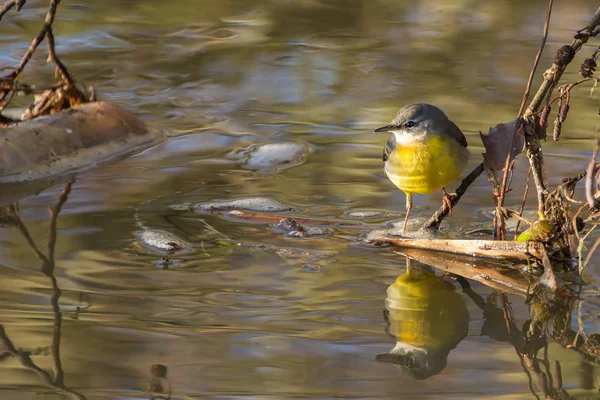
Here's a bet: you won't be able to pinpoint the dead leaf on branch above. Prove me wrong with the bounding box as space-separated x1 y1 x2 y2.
480 119 526 170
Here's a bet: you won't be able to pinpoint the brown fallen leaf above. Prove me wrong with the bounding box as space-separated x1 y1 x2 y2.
479 119 525 170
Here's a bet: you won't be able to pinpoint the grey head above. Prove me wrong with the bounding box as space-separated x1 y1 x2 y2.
374 103 467 148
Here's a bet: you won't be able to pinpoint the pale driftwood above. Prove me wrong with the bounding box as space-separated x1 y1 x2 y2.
395 248 534 296
361 237 545 261
0 102 160 184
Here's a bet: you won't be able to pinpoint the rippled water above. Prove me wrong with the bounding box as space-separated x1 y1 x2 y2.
2 0 600 398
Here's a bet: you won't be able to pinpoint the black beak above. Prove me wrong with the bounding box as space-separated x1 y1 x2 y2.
374 125 393 133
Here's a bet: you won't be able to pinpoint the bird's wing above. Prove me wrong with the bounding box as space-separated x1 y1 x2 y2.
383 135 396 162
448 121 468 147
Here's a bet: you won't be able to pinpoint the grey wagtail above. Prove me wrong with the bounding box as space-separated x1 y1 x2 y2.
374 103 469 232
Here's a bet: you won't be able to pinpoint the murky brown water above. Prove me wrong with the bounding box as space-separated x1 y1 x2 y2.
2 0 600 398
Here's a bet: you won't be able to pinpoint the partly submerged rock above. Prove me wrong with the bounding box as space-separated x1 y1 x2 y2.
234 141 309 172
137 230 192 255
0 102 161 184
302 263 325 272
275 247 336 263
275 217 326 238
197 196 293 212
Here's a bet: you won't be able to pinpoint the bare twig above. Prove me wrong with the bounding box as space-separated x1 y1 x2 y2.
11 0 60 79
518 0 553 116
526 7 600 117
420 163 485 231
585 137 600 210
495 0 553 240
515 167 533 239
504 7 600 232
46 27 75 88
0 0 25 21
1 0 87 118
523 120 549 213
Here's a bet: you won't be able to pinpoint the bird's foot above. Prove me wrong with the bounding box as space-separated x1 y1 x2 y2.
442 188 456 216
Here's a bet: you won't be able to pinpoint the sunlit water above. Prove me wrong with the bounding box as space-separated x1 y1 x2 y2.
1 0 600 398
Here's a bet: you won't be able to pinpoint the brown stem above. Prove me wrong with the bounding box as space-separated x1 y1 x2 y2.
515 166 532 239
585 138 600 210
420 162 484 231
524 120 549 213
0 0 23 21
496 0 553 239
46 26 75 88
518 0 553 117
11 0 61 79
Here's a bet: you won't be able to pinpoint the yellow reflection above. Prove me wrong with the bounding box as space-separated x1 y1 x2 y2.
377 261 469 379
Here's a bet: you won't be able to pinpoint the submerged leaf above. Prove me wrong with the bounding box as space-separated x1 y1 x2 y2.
479 119 525 170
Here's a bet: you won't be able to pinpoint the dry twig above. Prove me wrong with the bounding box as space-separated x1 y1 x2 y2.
0 0 87 119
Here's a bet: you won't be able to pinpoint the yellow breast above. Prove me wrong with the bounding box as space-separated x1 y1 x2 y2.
384 135 469 195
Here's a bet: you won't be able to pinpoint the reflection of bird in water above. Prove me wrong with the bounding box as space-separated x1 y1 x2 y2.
377 261 469 379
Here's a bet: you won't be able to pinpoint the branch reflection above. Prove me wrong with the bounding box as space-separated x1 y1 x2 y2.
0 180 84 400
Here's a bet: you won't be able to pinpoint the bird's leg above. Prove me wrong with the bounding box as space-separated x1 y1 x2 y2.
402 193 412 232
442 187 456 216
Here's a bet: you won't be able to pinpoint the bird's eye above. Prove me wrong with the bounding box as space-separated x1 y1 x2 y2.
404 120 415 128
